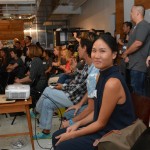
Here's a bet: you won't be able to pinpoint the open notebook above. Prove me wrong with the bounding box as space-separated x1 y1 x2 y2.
0 95 16 104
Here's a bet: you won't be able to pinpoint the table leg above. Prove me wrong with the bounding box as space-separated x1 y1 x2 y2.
25 105 35 150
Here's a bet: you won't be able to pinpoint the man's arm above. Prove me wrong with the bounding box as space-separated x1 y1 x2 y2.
63 98 94 128
122 40 143 58
65 92 88 116
73 98 94 122
146 56 150 67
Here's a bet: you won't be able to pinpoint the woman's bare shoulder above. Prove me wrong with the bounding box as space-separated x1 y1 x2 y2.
105 77 122 90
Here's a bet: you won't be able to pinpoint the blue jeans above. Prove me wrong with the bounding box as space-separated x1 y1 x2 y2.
57 74 72 84
36 87 73 130
63 105 87 120
130 70 146 96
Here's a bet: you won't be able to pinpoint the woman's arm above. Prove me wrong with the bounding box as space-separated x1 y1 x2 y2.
6 63 18 72
52 61 60 67
74 78 125 137
45 66 52 74
15 76 32 83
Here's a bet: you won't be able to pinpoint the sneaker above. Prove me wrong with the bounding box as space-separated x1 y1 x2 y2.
33 132 51 140
30 109 37 118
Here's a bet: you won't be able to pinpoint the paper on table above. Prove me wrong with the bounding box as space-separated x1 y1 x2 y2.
0 95 16 104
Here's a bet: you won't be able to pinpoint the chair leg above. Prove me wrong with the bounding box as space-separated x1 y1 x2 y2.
11 115 17 125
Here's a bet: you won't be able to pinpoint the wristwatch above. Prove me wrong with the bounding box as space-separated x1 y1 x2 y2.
69 119 74 126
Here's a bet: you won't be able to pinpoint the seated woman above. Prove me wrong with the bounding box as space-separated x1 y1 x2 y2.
50 46 62 76
48 48 71 84
42 49 53 78
0 48 11 92
57 54 84 84
6 48 25 84
52 34 136 150
15 45 47 108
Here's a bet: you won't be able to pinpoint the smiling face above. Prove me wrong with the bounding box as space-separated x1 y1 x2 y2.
91 39 117 70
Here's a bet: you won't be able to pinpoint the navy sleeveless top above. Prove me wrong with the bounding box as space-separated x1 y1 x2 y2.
93 66 136 137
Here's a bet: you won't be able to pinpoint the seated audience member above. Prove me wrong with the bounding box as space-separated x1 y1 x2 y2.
6 48 25 84
48 49 72 84
32 38 93 139
57 55 84 84
0 48 11 92
42 49 53 77
15 45 47 108
14 41 25 63
51 46 62 75
52 34 136 150
58 49 72 73
24 36 32 72
14 41 21 50
13 38 19 48
63 63 99 127
0 48 11 73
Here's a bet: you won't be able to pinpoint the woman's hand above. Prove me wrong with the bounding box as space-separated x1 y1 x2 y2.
54 83 63 90
66 122 80 133
55 131 76 146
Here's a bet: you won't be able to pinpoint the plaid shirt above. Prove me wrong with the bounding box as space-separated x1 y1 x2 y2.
62 64 88 104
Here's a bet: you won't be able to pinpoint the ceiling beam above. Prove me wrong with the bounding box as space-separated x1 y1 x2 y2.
0 0 36 5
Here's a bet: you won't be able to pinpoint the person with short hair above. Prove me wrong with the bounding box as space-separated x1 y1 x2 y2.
32 38 93 139
122 5 150 95
6 48 24 84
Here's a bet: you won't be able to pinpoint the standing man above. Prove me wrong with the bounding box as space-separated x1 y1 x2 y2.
122 5 150 95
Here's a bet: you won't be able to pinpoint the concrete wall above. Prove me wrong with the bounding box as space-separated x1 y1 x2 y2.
70 0 116 35
124 0 134 22
145 9 150 23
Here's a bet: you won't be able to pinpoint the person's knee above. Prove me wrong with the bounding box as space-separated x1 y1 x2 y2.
44 87 51 93
52 129 66 148
43 98 53 109
55 143 64 150
63 110 75 120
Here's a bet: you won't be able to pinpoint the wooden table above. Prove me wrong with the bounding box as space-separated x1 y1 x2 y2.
0 97 35 150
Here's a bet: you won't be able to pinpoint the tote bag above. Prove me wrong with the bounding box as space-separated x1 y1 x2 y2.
93 119 146 150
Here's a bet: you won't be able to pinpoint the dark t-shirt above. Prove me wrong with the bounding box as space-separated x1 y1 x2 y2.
42 57 52 71
127 20 150 72
9 58 25 78
29 57 47 92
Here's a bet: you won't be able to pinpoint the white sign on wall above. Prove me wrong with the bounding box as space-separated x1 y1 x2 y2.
145 9 150 23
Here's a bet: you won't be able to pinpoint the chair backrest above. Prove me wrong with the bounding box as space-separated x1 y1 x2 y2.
131 93 150 127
